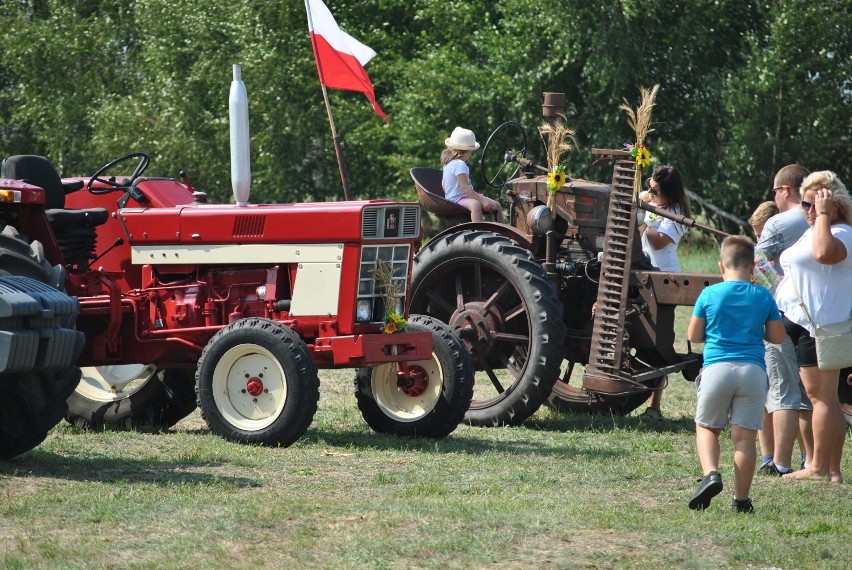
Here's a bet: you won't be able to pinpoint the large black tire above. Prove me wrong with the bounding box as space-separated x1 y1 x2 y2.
411 230 566 426
196 318 319 447
66 366 197 430
354 315 474 438
0 230 83 459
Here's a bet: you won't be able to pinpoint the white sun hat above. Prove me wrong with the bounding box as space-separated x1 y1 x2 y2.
444 127 480 150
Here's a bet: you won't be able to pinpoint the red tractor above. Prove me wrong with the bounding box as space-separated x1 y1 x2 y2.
0 150 475 457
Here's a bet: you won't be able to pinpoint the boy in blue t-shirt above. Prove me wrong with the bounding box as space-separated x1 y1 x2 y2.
686 236 785 513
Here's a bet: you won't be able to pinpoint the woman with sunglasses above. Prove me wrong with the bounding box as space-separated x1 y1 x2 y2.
636 164 690 418
638 164 690 272
773 171 852 482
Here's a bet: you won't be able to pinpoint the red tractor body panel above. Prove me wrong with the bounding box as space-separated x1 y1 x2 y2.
6 175 430 372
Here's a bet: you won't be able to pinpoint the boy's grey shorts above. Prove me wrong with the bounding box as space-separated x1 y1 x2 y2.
764 337 812 413
695 361 768 431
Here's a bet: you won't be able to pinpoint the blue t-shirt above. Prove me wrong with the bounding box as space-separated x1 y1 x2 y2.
693 280 781 369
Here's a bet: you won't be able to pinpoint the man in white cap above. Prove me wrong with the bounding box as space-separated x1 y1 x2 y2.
440 127 504 222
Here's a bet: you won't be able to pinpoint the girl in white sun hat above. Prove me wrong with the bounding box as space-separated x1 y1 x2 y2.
440 127 504 222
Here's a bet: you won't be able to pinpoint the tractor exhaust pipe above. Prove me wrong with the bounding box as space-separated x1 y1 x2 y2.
229 64 251 206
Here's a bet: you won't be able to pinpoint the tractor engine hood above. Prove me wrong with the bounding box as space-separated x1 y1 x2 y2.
119 200 421 246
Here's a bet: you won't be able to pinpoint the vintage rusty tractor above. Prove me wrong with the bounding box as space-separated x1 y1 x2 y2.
0 69 474 457
409 94 730 426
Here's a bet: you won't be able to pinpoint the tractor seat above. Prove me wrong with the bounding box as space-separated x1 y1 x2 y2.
2 155 109 269
410 167 469 217
410 167 500 226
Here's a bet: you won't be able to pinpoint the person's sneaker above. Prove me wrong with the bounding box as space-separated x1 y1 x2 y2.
758 460 781 476
732 498 754 513
641 407 663 420
688 471 723 510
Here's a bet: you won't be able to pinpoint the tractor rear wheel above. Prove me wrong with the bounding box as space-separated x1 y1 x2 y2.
196 318 319 447
66 365 197 430
0 230 83 458
411 230 566 426
355 315 474 438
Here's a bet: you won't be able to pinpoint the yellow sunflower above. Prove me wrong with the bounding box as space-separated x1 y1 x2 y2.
383 312 408 334
635 145 652 168
547 167 566 194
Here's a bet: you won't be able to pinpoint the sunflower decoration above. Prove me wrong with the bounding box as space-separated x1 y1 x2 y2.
619 84 659 202
547 165 567 194
629 144 652 168
538 115 578 211
374 259 408 334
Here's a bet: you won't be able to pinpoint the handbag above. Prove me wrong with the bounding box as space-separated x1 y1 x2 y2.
791 276 852 370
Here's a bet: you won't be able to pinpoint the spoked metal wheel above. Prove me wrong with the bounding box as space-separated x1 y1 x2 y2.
67 364 197 429
355 315 473 438
411 231 566 426
196 318 319 447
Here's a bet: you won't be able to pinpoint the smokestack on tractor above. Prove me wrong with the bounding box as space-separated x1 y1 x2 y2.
229 64 251 206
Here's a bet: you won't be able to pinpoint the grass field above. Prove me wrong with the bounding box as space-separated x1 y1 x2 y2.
2 249 850 569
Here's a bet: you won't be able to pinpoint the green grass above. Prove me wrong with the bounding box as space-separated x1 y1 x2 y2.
2 250 850 569
2 375 849 569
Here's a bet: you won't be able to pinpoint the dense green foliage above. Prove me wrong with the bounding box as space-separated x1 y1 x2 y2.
1 0 849 218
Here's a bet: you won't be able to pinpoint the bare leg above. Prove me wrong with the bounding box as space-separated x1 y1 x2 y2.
798 409 813 467
771 409 798 469
784 367 840 480
758 409 774 461
648 389 663 412
696 424 721 475
458 198 484 222
731 425 758 500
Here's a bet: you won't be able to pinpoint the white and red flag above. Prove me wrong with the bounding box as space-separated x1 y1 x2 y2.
305 0 389 123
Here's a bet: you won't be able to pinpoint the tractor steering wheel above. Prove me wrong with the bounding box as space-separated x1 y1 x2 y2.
87 152 151 194
480 121 528 189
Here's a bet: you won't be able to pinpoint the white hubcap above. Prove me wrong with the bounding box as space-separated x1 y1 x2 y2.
371 355 443 422
212 344 287 431
76 364 158 402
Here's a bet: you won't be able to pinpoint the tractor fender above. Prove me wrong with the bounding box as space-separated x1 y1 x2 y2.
423 222 532 251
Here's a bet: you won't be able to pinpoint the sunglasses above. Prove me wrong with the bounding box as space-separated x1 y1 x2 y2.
773 185 788 193
800 200 813 211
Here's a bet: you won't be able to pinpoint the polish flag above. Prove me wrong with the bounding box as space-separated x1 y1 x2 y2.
305 0 389 123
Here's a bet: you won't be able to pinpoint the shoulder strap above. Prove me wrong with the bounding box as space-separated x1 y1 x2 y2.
789 274 815 327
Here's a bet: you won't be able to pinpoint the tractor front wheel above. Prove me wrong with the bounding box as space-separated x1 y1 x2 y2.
355 315 474 439
196 318 319 447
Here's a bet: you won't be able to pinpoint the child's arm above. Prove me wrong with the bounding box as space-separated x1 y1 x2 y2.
764 319 785 344
687 315 705 343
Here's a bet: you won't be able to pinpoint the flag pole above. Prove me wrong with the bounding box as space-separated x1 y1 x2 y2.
319 84 353 201
306 1 352 201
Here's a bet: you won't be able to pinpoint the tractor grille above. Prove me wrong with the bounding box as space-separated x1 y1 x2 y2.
233 215 265 237
361 205 420 240
356 244 411 323
582 160 638 389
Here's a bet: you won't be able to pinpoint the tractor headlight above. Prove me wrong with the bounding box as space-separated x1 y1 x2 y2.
527 205 553 236
356 299 373 323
